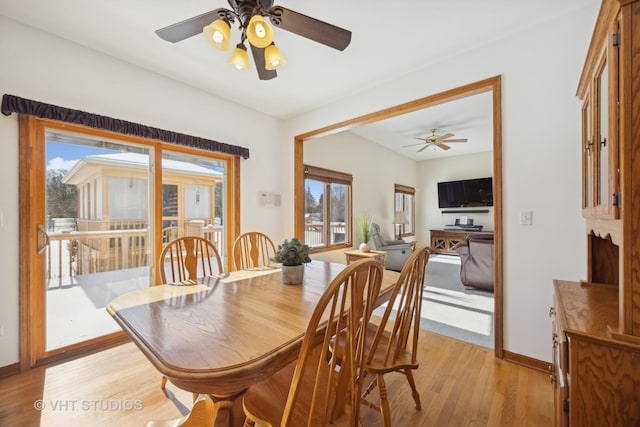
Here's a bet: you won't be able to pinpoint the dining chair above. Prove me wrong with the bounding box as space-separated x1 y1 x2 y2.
331 246 430 426
363 245 430 426
242 259 384 427
158 235 223 284
231 231 276 271
158 236 223 396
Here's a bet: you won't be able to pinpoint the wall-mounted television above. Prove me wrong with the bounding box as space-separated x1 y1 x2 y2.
437 177 493 208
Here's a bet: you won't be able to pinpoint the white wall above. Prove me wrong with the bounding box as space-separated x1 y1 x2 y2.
0 17 287 367
418 151 494 239
305 131 416 263
284 4 597 361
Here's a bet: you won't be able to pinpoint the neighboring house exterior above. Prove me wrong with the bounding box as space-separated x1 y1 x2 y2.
61 152 223 273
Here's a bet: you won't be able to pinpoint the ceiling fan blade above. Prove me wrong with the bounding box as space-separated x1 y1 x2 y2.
156 8 229 43
250 44 277 80
417 144 431 153
442 138 468 143
436 143 451 150
434 133 454 142
403 142 427 147
268 6 352 51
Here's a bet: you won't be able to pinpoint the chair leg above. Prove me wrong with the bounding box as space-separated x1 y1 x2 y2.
404 368 422 410
160 375 168 391
377 374 392 427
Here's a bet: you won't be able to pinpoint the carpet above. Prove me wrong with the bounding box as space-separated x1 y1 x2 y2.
421 254 494 349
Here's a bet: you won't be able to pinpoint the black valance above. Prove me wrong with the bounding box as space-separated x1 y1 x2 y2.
1 94 250 159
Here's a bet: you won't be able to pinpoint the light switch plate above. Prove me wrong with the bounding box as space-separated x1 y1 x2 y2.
520 210 533 226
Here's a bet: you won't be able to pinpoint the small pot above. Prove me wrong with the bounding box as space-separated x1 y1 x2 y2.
281 264 304 285
359 242 371 253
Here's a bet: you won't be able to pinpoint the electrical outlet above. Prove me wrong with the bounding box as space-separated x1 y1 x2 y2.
0 325 4 337
520 210 533 226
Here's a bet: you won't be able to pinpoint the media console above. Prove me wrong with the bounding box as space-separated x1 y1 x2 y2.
430 229 493 255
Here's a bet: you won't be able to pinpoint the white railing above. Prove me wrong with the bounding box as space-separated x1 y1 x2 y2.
46 226 224 280
305 222 347 247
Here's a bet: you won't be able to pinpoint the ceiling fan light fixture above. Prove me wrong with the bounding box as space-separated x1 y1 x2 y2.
229 43 250 70
203 20 230 51
264 42 286 70
246 15 274 48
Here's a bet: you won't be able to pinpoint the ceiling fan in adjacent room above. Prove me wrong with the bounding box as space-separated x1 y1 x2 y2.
405 128 468 152
155 0 352 80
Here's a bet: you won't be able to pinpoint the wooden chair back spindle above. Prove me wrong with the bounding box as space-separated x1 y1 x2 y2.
159 236 223 284
232 232 276 271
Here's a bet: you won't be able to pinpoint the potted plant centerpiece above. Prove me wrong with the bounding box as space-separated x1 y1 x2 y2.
358 213 373 252
271 237 312 285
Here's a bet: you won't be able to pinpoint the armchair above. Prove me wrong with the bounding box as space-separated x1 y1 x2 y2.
369 222 413 271
454 234 494 292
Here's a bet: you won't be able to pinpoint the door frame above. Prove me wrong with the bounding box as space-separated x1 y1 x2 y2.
293 76 504 357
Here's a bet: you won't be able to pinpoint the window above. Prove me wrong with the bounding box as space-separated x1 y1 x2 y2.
304 165 352 250
394 184 415 237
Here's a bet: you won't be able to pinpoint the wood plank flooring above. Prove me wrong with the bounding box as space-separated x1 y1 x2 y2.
0 330 552 427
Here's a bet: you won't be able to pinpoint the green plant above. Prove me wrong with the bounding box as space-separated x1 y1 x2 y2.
358 213 373 243
271 237 312 266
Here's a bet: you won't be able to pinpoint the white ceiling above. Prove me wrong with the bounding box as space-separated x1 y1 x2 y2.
347 91 494 161
0 0 595 160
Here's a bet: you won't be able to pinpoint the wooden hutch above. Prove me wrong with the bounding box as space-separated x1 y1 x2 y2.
550 0 640 425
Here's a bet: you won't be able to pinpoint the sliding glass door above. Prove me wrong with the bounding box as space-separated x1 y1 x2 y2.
21 117 236 366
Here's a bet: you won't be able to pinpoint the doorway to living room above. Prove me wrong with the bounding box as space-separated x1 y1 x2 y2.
423 254 494 349
294 76 503 357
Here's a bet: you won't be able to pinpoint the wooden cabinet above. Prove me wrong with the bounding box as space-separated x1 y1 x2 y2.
579 4 620 219
552 281 640 427
429 229 492 255
553 1 640 425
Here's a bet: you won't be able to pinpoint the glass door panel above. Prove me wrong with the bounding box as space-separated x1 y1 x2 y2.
596 59 608 207
45 132 152 351
582 96 592 210
161 151 227 265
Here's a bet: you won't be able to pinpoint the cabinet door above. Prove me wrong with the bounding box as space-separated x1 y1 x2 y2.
581 94 593 214
591 26 620 219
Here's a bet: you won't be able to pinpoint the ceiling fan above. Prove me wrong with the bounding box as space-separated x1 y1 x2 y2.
155 0 352 80
404 129 468 152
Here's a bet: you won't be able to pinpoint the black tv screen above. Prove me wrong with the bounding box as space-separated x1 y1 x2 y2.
437 177 493 208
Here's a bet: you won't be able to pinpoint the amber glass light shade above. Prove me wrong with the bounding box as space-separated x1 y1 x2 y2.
246 15 274 48
203 20 230 51
264 43 286 70
229 44 250 70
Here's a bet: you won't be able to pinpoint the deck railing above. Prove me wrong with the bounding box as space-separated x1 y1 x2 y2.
46 225 224 280
305 222 347 247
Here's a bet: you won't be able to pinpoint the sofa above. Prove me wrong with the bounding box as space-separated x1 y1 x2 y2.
454 234 494 292
368 223 414 271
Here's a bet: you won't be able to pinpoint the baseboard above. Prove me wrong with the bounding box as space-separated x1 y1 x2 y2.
0 362 20 379
503 350 550 373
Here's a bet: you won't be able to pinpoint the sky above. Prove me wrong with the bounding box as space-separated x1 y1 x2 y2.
46 141 114 171
305 180 323 204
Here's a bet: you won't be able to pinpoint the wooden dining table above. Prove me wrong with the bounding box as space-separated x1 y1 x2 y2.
107 260 400 427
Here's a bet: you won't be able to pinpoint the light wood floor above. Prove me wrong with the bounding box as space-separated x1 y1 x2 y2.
0 330 553 427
